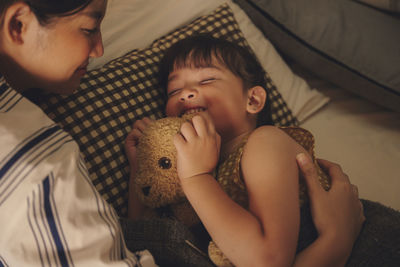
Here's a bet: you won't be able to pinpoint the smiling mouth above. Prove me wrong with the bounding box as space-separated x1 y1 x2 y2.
181 107 206 116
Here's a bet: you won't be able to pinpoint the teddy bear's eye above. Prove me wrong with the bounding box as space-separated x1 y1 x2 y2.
158 157 172 169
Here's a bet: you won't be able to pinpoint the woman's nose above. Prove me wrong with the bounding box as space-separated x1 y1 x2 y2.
90 32 104 58
179 88 197 101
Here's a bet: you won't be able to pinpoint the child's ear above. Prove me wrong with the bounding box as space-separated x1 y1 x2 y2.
246 86 267 114
2 2 35 45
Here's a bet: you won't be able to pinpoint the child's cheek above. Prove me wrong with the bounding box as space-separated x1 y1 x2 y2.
165 100 178 117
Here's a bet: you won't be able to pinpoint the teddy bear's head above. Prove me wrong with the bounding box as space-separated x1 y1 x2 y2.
134 116 189 208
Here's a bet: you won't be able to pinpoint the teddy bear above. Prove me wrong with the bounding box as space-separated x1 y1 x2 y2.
133 115 201 228
133 115 330 267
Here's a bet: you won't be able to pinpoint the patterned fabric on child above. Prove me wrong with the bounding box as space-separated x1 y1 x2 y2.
216 126 330 208
211 126 331 265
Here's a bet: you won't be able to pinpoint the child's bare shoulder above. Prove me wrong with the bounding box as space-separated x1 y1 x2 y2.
241 126 303 200
243 126 303 165
246 125 295 147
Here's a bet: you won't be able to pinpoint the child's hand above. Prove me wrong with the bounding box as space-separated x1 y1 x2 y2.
126 117 154 220
124 117 154 169
296 153 365 251
174 114 221 180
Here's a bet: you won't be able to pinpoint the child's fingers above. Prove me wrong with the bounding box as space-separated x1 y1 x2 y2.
296 153 323 196
131 129 144 144
197 112 216 134
191 115 208 137
179 121 197 142
142 117 154 125
125 128 140 145
133 117 154 133
126 118 155 148
173 132 186 149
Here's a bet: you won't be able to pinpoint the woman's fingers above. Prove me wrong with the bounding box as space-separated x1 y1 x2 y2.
351 184 359 197
317 158 350 185
296 153 323 196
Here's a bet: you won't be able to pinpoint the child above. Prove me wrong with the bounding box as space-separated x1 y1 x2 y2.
127 34 364 266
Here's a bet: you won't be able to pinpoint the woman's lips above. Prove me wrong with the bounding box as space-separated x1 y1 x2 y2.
75 66 88 76
75 61 89 76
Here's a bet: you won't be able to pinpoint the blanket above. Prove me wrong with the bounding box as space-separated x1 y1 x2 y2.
298 199 400 267
121 199 400 267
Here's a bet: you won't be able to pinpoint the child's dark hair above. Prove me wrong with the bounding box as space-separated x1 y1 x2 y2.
158 34 273 126
1 0 94 26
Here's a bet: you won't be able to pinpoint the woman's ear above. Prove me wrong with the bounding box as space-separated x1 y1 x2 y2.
1 2 35 45
246 86 267 114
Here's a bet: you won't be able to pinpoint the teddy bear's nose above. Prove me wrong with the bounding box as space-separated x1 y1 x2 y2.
142 186 151 196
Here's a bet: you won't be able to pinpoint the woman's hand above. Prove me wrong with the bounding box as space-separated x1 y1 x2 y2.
295 153 365 265
124 117 154 170
174 114 221 181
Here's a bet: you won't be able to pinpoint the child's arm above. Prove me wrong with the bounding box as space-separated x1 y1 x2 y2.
293 154 365 267
125 117 154 219
175 115 303 266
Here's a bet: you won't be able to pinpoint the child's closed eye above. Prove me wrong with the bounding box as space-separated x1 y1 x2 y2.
167 88 182 98
199 78 217 85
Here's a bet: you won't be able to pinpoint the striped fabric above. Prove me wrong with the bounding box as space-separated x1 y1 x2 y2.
0 75 156 266
33 4 297 217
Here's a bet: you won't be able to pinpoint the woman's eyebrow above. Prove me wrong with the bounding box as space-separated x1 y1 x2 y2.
82 11 104 21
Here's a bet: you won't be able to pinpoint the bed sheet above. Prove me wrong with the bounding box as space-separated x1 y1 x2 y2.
296 66 400 211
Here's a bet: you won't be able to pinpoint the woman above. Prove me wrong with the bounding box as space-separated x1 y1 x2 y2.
0 1 364 266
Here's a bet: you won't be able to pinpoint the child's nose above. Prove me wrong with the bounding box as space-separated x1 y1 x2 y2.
179 88 197 101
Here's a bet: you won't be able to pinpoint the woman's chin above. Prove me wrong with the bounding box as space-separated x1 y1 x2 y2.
41 79 80 95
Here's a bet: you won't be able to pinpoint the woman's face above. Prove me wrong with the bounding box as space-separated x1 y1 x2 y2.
18 0 107 94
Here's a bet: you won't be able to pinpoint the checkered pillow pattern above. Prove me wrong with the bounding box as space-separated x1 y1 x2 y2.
35 3 298 216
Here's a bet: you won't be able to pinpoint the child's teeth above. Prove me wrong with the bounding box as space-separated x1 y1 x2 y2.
185 108 204 115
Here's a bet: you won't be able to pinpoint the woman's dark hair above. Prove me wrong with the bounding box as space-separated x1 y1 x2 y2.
1 0 94 26
158 34 273 126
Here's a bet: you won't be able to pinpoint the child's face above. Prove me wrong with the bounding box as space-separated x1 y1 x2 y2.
165 59 252 139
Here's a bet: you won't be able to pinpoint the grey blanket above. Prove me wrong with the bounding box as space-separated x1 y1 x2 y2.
121 199 400 267
298 199 400 267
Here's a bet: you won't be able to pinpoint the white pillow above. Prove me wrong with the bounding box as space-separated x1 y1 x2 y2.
90 0 329 122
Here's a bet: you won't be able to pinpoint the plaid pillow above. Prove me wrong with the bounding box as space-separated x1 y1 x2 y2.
35 3 297 216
